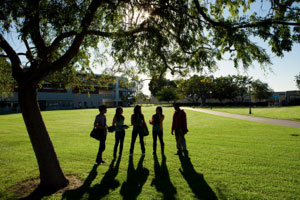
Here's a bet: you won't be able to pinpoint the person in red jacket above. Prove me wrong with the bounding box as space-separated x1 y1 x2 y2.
171 103 189 157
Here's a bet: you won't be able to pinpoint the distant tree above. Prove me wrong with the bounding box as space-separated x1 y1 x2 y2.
213 76 239 103
296 73 300 91
180 75 214 105
0 58 14 98
251 80 273 101
232 75 253 102
156 85 181 103
148 77 169 97
135 92 150 103
149 77 176 97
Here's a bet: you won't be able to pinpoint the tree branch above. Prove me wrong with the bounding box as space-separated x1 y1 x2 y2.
193 0 300 31
27 0 46 53
48 24 149 53
36 0 105 81
193 0 231 29
0 34 24 81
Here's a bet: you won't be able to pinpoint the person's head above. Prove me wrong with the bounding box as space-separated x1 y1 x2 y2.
134 105 142 115
115 106 124 120
173 103 180 111
156 106 163 115
116 107 123 115
99 105 107 114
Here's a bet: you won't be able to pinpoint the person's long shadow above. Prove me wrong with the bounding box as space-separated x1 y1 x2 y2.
179 155 218 200
87 156 122 200
151 154 177 200
62 164 98 200
120 156 149 200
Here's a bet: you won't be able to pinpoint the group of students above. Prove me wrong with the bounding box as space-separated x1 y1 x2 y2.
93 103 189 165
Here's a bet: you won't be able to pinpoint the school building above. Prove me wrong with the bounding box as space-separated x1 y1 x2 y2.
0 76 134 113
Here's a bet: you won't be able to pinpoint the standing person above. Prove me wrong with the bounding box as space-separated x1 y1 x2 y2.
94 105 108 164
130 105 146 156
150 107 165 155
112 107 125 158
171 103 189 157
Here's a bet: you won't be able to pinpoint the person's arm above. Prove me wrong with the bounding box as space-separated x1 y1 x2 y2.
160 115 165 122
160 115 164 131
131 115 134 126
182 111 188 133
149 115 154 125
141 114 146 126
112 116 116 126
171 113 175 134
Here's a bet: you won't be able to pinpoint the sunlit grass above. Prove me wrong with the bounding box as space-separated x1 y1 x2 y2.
202 106 300 121
0 107 300 199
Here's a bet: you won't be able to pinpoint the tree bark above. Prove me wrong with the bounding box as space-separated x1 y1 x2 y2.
18 84 68 190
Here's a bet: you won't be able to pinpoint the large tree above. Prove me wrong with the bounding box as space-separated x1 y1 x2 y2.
1 0 300 193
251 80 273 101
213 76 239 103
180 75 214 105
232 75 253 102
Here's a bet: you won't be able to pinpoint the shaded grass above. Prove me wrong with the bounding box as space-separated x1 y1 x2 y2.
202 106 300 121
0 107 300 199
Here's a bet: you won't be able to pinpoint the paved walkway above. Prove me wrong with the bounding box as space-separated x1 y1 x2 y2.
183 107 300 128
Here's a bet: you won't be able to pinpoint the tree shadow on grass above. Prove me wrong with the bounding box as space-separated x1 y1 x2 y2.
151 154 177 200
179 155 218 200
62 164 98 200
120 156 149 200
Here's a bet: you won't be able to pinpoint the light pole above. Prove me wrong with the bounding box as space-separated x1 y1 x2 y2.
248 82 252 114
209 90 212 109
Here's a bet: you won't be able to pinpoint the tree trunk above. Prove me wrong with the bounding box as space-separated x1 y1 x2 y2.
18 84 69 190
201 97 206 106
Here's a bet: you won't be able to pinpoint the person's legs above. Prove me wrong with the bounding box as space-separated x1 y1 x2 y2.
157 131 164 154
113 131 120 158
119 130 125 156
96 134 106 163
152 131 158 154
181 134 188 156
177 129 188 156
129 130 138 155
174 130 182 154
138 131 145 154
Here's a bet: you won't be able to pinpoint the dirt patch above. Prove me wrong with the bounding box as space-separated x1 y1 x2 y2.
9 175 83 199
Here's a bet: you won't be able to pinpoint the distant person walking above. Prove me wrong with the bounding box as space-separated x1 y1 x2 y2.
112 107 125 158
150 107 165 155
171 103 189 157
130 105 146 156
94 105 108 164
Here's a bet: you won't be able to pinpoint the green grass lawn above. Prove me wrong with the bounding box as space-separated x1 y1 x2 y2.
202 106 300 121
0 107 300 200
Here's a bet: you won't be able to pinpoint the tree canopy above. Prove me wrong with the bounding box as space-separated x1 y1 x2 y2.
251 80 274 101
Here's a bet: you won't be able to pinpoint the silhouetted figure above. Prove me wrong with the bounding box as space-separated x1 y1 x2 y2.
179 155 218 200
94 105 108 164
88 156 122 200
120 156 149 200
171 103 189 157
62 164 98 200
151 154 177 199
112 107 126 158
149 107 165 155
130 105 146 156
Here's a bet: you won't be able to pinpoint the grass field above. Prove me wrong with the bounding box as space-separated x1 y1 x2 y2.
0 107 300 200
202 106 300 121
